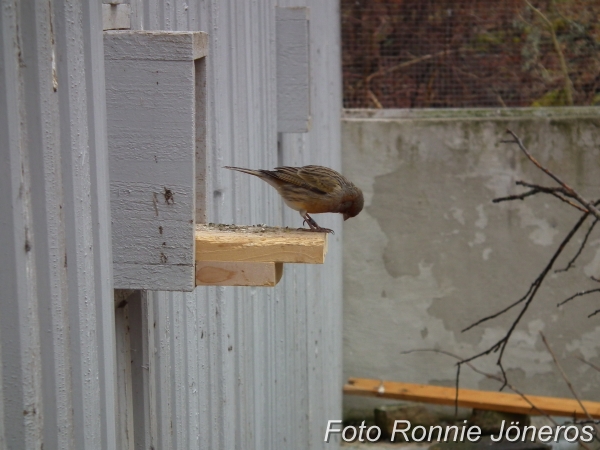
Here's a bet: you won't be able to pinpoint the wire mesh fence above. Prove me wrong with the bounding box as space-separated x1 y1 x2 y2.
342 0 600 108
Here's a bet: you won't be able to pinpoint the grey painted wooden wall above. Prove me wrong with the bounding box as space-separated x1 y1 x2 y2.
1 0 343 448
0 1 116 448
120 1 344 448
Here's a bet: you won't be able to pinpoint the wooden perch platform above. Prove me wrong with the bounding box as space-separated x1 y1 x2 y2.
194 224 328 286
344 378 600 419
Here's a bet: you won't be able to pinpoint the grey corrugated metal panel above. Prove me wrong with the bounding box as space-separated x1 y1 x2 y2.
125 1 342 450
1 0 116 448
0 3 45 448
54 0 105 445
277 2 344 450
82 2 118 448
308 0 344 445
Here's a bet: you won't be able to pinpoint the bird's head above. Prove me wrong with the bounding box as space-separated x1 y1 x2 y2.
342 188 364 221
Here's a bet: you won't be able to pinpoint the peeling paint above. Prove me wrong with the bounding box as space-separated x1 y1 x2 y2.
450 207 465 225
565 326 600 360
343 110 600 413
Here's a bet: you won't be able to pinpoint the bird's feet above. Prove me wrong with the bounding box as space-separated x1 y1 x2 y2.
302 214 335 234
298 226 335 234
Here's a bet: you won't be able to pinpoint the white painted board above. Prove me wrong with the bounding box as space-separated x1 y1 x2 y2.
105 31 208 290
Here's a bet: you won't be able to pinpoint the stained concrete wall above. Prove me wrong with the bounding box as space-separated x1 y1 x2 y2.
342 108 600 416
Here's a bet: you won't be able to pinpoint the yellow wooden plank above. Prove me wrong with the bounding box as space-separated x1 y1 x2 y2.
195 224 328 264
344 378 600 419
195 261 283 287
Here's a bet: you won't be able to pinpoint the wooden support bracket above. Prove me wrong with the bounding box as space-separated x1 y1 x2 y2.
344 377 600 419
196 261 283 287
105 31 208 291
195 224 328 287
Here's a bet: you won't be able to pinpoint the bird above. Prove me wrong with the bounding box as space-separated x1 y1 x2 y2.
224 165 364 233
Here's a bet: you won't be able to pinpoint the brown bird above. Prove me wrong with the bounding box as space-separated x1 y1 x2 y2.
224 165 364 233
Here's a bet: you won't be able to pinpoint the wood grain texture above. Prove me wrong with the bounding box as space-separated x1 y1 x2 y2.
276 7 310 132
344 378 600 419
105 31 207 291
195 225 328 263
196 261 283 286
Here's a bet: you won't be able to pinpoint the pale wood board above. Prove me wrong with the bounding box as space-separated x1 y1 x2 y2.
344 378 600 419
196 261 283 287
195 225 328 264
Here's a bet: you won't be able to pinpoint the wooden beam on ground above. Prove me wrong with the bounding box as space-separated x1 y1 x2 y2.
344 378 600 419
195 261 283 287
195 224 328 264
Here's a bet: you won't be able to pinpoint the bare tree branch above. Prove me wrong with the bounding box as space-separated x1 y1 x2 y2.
460 211 590 384
556 218 599 273
459 131 600 387
540 332 600 437
558 287 600 307
505 129 600 220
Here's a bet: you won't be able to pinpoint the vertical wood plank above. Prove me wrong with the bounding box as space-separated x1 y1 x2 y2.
276 7 311 133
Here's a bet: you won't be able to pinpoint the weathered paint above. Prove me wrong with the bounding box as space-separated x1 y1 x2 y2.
342 108 600 417
276 7 311 133
0 0 116 448
1 0 342 447
120 0 344 449
105 31 208 291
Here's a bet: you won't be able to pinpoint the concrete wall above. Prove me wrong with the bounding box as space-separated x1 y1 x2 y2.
342 108 600 416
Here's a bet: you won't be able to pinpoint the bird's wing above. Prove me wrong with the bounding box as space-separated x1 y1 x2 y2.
269 166 330 194
296 166 344 194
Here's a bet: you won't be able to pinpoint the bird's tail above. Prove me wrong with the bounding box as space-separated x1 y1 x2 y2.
223 166 264 177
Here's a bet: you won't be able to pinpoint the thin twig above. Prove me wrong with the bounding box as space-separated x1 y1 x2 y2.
556 218 599 272
525 0 574 105
461 284 533 332
576 356 600 374
493 188 541 203
558 288 600 307
364 49 454 85
505 130 600 220
367 89 383 109
455 363 460 418
402 349 561 425
516 181 589 212
540 332 600 438
588 309 600 318
493 182 588 212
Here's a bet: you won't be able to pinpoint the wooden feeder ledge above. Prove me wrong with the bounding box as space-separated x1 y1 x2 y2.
195 224 328 287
